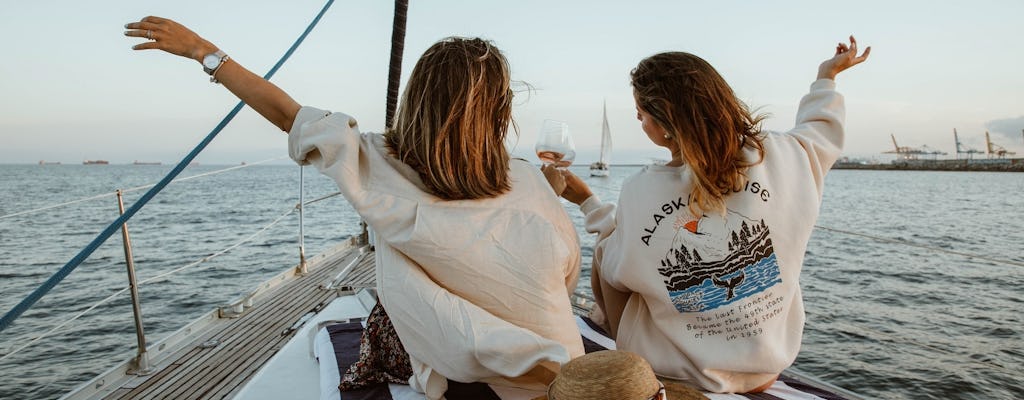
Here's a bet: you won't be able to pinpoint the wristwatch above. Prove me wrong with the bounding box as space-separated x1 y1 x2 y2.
202 50 229 76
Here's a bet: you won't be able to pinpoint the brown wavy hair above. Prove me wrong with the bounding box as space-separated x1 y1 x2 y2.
385 37 515 200
631 52 767 216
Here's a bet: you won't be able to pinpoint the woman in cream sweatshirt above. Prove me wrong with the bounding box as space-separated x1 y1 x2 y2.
125 17 582 399
547 37 870 393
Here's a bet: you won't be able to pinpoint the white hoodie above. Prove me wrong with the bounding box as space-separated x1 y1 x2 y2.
288 107 584 399
580 79 844 393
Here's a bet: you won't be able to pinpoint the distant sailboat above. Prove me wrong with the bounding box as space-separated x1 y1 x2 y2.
589 101 612 177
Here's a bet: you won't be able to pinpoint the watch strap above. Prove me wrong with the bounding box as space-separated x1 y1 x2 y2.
209 55 231 84
202 50 229 75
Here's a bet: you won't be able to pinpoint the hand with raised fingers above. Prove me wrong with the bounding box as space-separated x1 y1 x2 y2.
818 35 871 81
124 16 218 63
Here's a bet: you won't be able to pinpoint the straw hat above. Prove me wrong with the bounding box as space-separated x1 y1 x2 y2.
542 350 664 400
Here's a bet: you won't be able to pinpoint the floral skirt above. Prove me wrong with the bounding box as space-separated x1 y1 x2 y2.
338 302 413 390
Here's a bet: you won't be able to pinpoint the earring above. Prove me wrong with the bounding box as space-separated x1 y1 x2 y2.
664 133 673 140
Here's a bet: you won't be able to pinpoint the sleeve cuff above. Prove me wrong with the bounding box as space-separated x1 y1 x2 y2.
579 195 602 214
287 106 332 164
288 106 332 136
810 78 836 92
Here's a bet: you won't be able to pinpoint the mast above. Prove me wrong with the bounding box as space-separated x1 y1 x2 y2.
384 0 409 129
362 0 408 245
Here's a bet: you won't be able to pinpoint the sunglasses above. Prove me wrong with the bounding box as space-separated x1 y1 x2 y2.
650 382 668 400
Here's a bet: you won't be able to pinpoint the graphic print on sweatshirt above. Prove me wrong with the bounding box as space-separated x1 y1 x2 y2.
656 208 780 313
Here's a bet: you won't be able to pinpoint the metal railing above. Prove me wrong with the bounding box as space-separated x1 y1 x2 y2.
0 1 340 377
0 173 345 365
115 190 152 375
0 0 336 335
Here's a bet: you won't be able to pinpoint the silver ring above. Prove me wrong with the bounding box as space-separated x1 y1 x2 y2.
146 30 153 40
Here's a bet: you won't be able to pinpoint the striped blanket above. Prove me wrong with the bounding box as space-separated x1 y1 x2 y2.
314 317 851 400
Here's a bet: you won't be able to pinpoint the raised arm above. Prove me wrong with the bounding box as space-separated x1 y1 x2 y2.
124 16 301 132
786 35 871 188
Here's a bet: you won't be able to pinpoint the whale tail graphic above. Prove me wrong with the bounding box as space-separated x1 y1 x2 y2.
712 272 746 300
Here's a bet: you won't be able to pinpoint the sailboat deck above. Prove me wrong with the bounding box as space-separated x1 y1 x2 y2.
74 241 374 400
64 238 866 400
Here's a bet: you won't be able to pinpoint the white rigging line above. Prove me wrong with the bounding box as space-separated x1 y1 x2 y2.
0 206 295 362
828 321 1015 373
302 191 341 207
814 226 1024 268
137 207 295 286
0 157 287 221
0 285 130 363
137 191 349 287
0 192 118 222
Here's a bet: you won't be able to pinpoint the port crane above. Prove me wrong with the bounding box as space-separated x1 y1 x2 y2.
985 131 1016 158
953 129 984 160
883 133 947 160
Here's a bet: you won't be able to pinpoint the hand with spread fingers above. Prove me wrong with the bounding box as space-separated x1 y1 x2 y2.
124 16 217 63
817 35 871 81
123 16 301 132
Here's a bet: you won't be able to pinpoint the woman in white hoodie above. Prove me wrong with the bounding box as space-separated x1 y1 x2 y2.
125 16 582 399
547 37 870 393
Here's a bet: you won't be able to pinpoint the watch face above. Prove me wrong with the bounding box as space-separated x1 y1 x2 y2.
203 54 221 70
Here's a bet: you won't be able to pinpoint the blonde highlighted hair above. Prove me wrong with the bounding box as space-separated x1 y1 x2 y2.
631 52 767 216
385 37 515 200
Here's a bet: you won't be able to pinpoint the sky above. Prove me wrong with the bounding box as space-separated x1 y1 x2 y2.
1 0 1022 165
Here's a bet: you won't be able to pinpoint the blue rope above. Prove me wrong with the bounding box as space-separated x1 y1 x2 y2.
0 0 335 334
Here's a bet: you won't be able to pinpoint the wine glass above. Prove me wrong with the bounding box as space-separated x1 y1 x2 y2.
535 119 575 168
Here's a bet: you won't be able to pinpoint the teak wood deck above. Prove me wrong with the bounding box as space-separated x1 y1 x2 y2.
64 240 374 400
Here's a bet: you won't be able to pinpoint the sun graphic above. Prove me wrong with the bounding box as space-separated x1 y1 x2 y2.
673 214 701 234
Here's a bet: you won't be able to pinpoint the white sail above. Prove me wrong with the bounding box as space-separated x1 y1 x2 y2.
599 101 612 165
590 100 611 176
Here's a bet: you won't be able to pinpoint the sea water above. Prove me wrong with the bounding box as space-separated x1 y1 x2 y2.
0 164 1021 399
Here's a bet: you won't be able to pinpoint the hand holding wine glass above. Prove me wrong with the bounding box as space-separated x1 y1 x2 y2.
535 119 575 168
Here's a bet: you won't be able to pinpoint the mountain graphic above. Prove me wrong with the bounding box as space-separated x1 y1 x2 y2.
658 214 773 293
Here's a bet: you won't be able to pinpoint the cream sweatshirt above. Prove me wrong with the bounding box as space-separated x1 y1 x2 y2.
288 107 584 399
581 79 844 393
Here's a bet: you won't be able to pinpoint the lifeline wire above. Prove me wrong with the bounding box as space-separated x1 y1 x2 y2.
814 225 1024 268
0 157 285 221
0 0 336 333
299 191 341 207
828 320 1013 373
0 206 296 362
135 208 295 286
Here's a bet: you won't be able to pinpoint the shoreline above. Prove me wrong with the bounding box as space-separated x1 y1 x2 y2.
833 158 1024 172
11 161 1024 172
